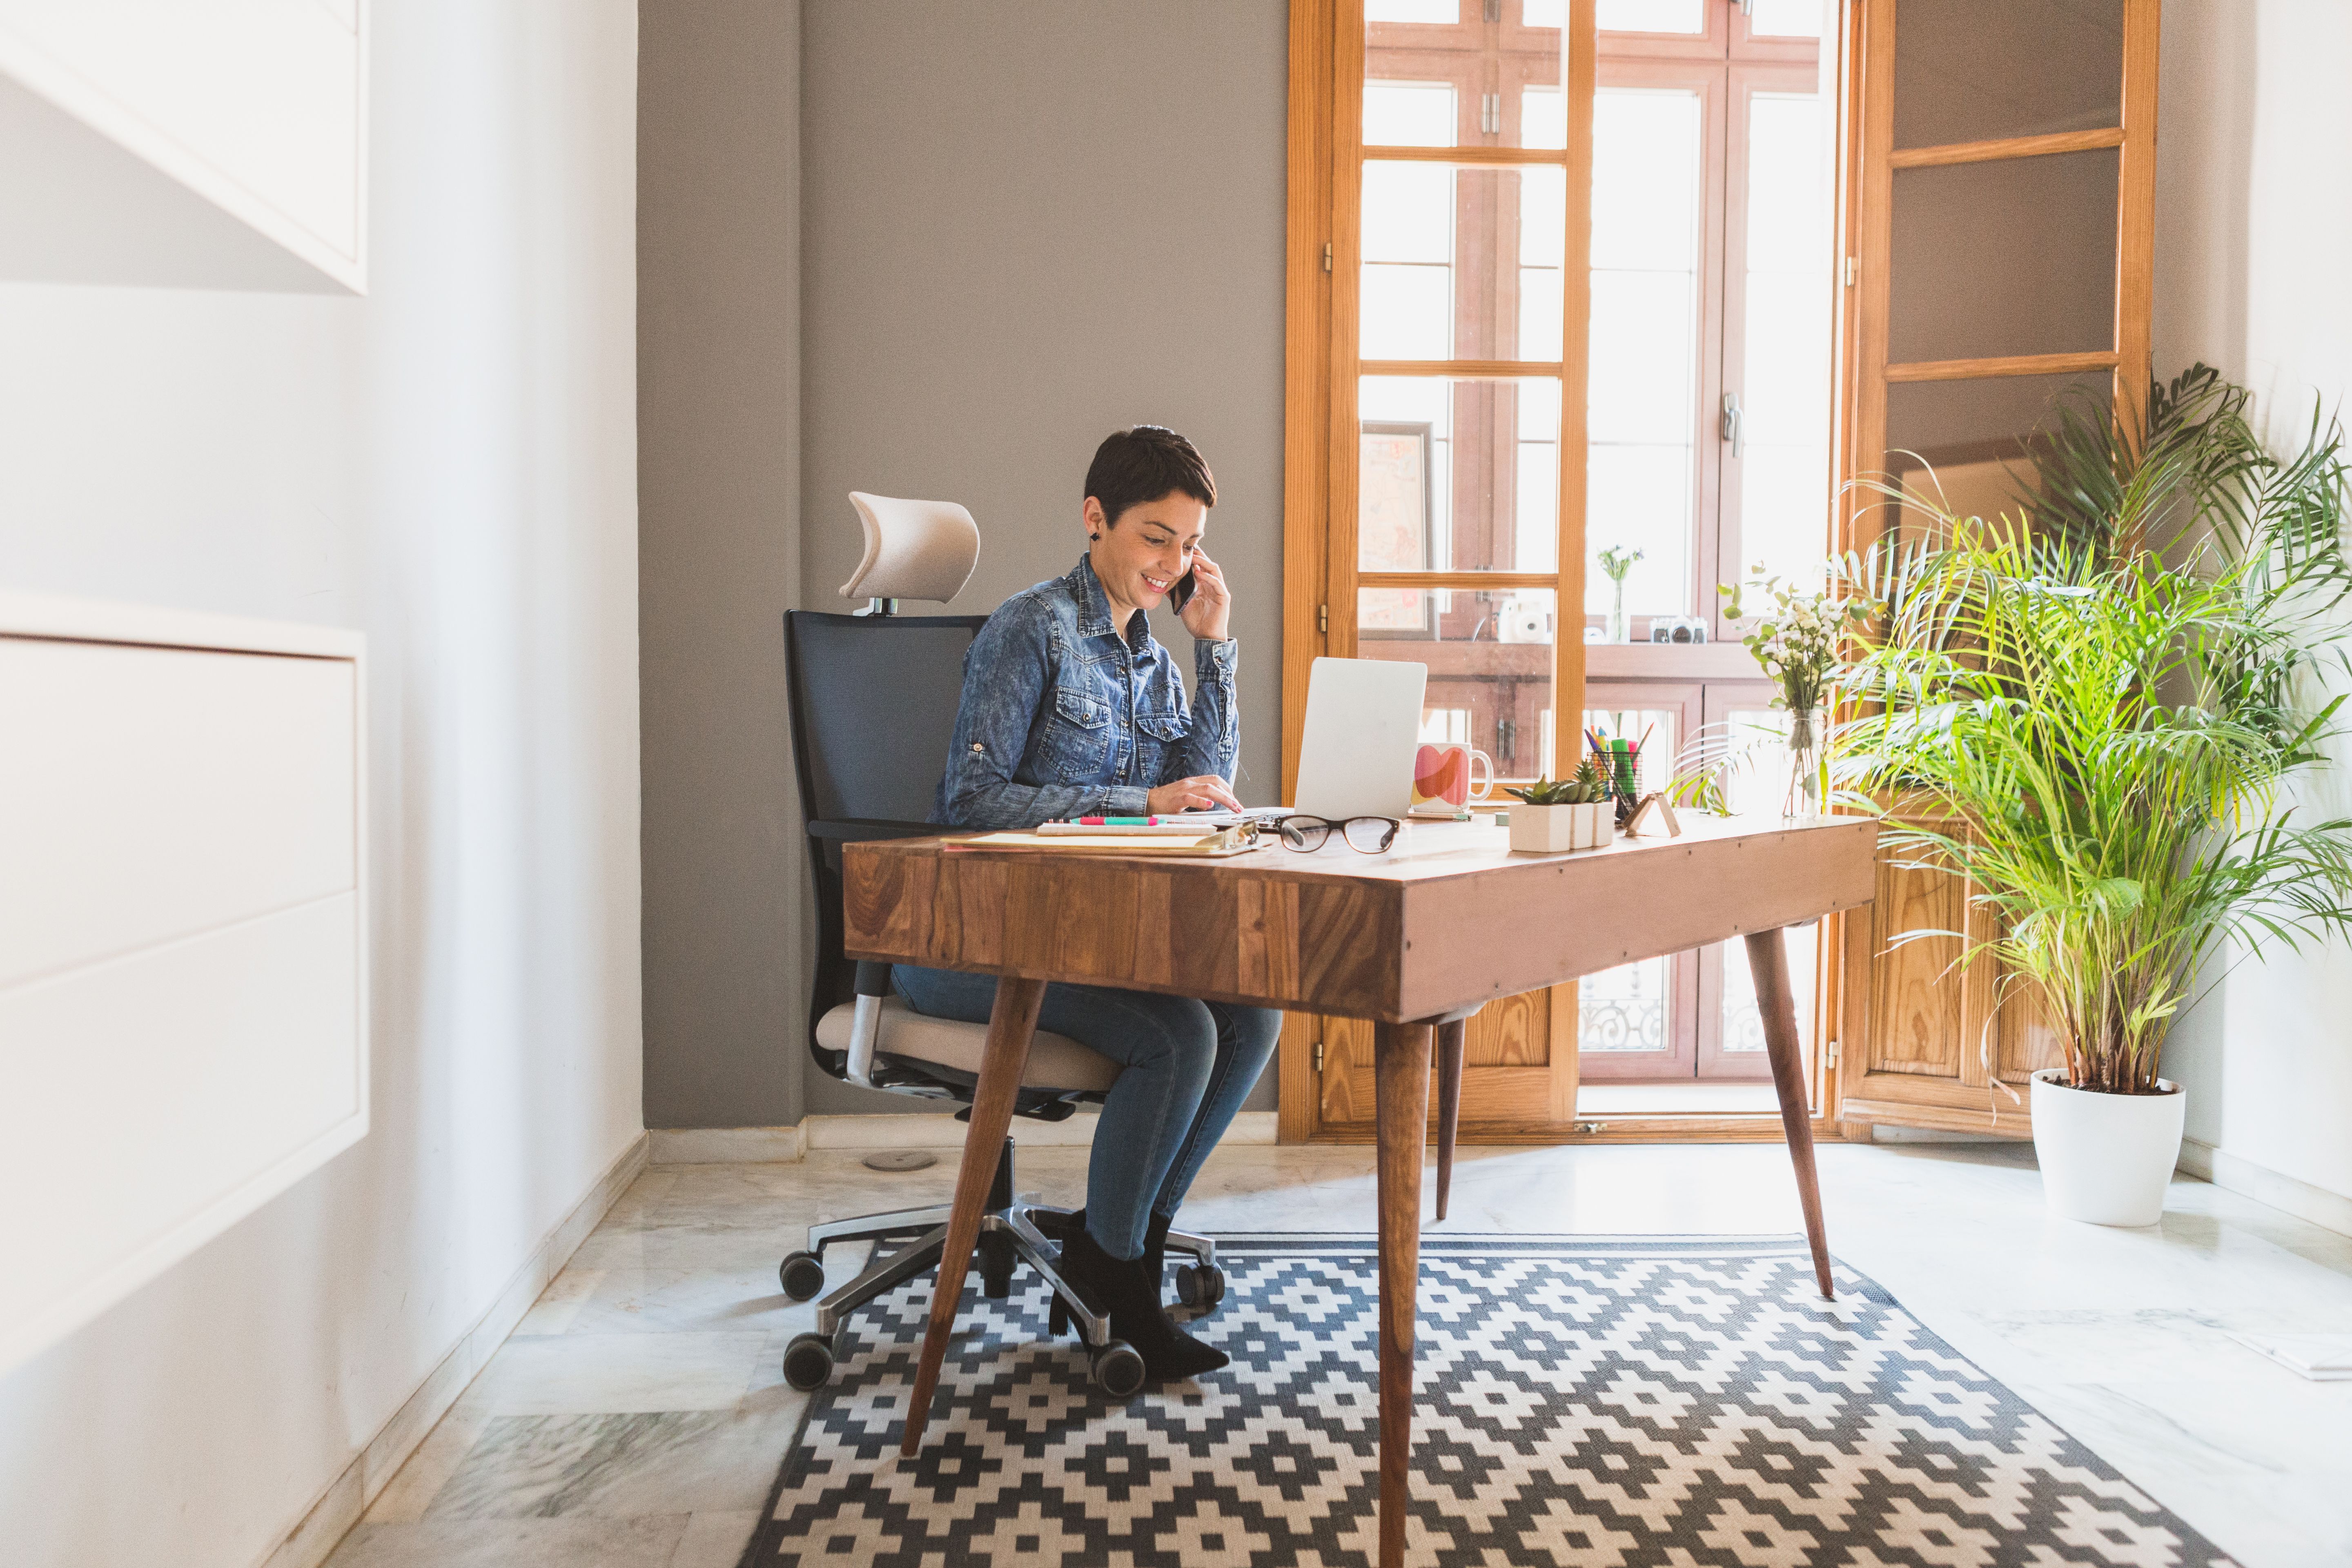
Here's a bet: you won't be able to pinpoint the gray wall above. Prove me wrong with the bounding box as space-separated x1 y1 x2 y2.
638 0 1289 1127
639 0 807 1128
798 0 1290 1116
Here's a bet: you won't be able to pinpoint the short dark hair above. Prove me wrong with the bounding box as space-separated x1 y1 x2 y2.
1084 425 1216 528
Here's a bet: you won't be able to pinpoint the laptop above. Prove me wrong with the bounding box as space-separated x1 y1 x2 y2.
1289 656 1428 821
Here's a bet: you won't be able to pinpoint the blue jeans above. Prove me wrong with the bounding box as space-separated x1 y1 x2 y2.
891 965 1281 1261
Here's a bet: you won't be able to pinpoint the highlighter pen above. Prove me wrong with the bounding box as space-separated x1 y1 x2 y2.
1076 816 1155 826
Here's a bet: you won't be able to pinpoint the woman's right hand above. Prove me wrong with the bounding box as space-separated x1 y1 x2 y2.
1148 775 1243 815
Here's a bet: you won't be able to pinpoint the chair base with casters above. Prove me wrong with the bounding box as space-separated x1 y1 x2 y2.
775 1133 1225 1396
782 590 1240 1394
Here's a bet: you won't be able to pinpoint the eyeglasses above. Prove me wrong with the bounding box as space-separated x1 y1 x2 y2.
1200 814 1403 854
1273 814 1401 854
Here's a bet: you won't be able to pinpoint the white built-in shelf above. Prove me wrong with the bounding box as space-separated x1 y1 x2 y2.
0 590 369 1374
0 0 367 291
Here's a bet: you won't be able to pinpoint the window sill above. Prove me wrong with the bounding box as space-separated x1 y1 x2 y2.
1584 642 1762 680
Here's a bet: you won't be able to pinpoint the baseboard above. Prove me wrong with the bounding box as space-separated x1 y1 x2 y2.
2178 1136 2352 1239
255 1130 652 1568
646 1123 808 1164
648 1109 1281 1165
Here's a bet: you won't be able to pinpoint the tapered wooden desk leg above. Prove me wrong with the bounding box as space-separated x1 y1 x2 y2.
1374 1019 1433 1568
1745 928 1834 1298
1433 1018 1465 1222
899 973 1046 1457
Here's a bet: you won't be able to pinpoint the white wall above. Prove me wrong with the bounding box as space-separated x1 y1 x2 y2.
0 2 643 1563
2156 0 2352 1218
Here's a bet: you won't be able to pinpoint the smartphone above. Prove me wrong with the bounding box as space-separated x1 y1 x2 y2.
1169 567 1197 612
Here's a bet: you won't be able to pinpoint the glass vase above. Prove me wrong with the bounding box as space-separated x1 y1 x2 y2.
1782 705 1828 821
1606 579 1628 643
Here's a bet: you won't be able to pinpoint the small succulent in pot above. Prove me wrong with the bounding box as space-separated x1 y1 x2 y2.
1506 776 1581 806
1507 763 1608 807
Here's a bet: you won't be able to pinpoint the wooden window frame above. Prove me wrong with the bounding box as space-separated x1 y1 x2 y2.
1281 0 1848 1145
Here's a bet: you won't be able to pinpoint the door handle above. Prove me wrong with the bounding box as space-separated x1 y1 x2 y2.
1720 391 1744 459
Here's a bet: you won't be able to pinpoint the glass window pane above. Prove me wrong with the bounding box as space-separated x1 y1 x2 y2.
1889 150 2120 364
1359 377 1561 574
1893 0 2123 149
1365 79 1457 147
1587 86 1701 626
1592 90 1702 271
1522 0 1565 27
1581 958 1671 1051
1363 163 1454 264
1883 372 2109 544
1713 704 1793 817
1370 7 1560 150
1518 268 1563 361
1359 588 1556 779
1362 267 1453 359
1598 0 1704 34
1522 86 1566 150
1722 924 1817 1053
1747 0 1822 39
1577 697 1682 1059
1590 272 1694 443
1586 447 1691 618
1363 163 1569 362
1518 163 1566 269
1738 92 1831 590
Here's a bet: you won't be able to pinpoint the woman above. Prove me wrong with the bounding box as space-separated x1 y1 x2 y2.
894 425 1280 1382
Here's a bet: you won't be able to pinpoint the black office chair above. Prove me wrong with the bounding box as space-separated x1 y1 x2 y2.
773 492 1225 1399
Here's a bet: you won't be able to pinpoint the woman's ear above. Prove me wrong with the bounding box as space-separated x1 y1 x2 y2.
1082 496 1109 542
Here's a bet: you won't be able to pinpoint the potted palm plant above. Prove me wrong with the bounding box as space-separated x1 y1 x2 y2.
1835 367 2352 1225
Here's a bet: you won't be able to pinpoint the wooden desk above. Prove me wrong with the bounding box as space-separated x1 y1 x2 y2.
844 813 1878 1568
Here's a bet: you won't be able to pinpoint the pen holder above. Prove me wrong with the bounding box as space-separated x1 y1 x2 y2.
1589 742 1642 824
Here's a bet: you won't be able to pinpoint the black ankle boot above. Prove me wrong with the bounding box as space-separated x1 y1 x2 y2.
1141 1211 1174 1296
1056 1229 1228 1382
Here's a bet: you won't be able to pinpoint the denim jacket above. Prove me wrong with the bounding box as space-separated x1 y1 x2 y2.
931 553 1240 829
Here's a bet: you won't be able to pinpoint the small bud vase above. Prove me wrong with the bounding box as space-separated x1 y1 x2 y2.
1782 705 1828 821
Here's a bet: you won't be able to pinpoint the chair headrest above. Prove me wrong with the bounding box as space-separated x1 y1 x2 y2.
840 492 981 604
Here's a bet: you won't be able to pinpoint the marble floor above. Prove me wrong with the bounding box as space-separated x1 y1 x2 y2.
327 1138 2352 1568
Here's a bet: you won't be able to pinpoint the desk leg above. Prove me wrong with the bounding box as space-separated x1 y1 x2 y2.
1374 1019 1433 1568
1745 928 1834 1298
1434 1018 1465 1221
899 973 1045 1457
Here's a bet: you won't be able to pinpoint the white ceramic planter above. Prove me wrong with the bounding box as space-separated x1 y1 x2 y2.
1508 802 1614 853
2029 1068 2187 1226
1508 803 1578 853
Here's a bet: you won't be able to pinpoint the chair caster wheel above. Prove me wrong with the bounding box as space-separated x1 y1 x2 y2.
782 1332 835 1391
1090 1340 1147 1398
1176 1263 1226 1312
779 1251 826 1302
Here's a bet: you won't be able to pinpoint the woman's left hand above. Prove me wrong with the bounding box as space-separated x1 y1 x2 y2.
1178 548 1232 642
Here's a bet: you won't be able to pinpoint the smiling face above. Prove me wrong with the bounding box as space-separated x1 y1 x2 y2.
1085 490 1209 619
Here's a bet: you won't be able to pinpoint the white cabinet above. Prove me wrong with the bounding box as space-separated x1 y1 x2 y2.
0 592 368 1374
0 0 367 291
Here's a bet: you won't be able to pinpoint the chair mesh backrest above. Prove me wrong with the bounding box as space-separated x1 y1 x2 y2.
786 612 982 825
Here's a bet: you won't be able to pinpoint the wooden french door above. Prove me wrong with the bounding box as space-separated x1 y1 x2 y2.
1830 0 2158 1137
1278 0 1593 1142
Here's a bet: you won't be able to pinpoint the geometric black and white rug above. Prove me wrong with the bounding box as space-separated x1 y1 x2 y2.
742 1235 2235 1567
